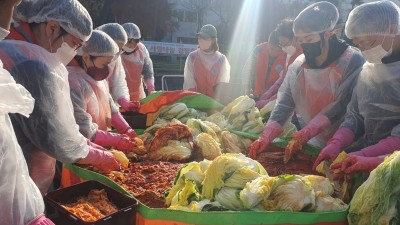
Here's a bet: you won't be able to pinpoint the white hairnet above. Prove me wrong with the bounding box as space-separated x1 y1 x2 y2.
293 1 339 36
122 23 141 39
345 0 400 38
81 30 119 57
13 0 93 41
96 23 128 45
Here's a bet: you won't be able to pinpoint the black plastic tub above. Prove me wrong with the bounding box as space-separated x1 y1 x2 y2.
121 111 147 129
44 180 138 225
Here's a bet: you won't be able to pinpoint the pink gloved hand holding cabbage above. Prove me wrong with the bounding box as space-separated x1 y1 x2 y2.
111 112 138 139
77 145 120 172
313 127 355 170
249 120 283 159
285 114 331 154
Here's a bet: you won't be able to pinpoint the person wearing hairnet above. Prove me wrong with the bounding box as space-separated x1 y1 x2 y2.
0 0 55 224
256 19 303 109
68 30 140 152
314 0 400 174
1 0 120 194
95 23 140 113
249 1 364 159
183 24 231 98
242 30 284 102
121 23 155 101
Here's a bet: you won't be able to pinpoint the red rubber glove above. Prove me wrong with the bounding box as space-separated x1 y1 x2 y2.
27 214 55 225
94 130 137 152
313 127 355 170
330 155 384 174
125 128 138 139
111 112 132 134
249 120 283 159
354 136 400 157
77 147 120 172
287 114 331 153
259 77 283 101
255 99 269 109
145 78 155 95
118 98 140 112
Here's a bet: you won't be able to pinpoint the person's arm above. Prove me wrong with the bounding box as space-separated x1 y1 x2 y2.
183 53 197 91
217 55 231 84
108 57 130 101
69 78 98 140
142 47 155 94
9 60 88 163
268 65 297 126
241 48 257 94
313 90 363 169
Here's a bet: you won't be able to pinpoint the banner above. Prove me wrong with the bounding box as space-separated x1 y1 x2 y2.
142 41 198 56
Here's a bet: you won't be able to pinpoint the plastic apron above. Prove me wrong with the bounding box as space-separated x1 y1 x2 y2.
121 49 146 101
345 61 400 150
68 66 112 132
192 51 224 98
0 61 44 225
295 48 353 146
0 40 88 194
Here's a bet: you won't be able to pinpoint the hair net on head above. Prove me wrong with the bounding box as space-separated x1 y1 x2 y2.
122 23 141 39
345 1 400 39
293 1 339 36
268 30 280 47
96 23 128 45
13 0 92 41
276 19 294 40
81 30 119 57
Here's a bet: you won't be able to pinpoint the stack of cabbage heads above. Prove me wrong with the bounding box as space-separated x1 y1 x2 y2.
348 151 400 225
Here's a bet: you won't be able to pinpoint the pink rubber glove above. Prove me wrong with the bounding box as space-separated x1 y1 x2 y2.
291 114 331 146
118 98 140 112
255 99 269 110
260 77 283 100
313 127 355 170
249 120 283 159
77 147 119 172
125 128 138 139
145 78 155 95
330 155 384 174
351 136 400 157
94 130 137 152
27 214 55 225
111 112 132 134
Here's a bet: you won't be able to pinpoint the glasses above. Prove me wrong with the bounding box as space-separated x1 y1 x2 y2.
128 39 140 44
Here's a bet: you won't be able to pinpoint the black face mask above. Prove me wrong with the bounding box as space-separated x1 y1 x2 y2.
301 33 325 65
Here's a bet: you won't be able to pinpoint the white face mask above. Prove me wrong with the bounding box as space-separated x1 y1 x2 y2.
282 45 296 56
0 27 10 41
51 37 77 66
122 45 135 53
361 36 393 64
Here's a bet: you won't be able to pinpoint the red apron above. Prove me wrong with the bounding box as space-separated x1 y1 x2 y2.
191 50 225 98
254 42 286 95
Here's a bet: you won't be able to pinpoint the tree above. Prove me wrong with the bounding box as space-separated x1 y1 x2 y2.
180 0 213 31
93 0 178 41
209 0 242 51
